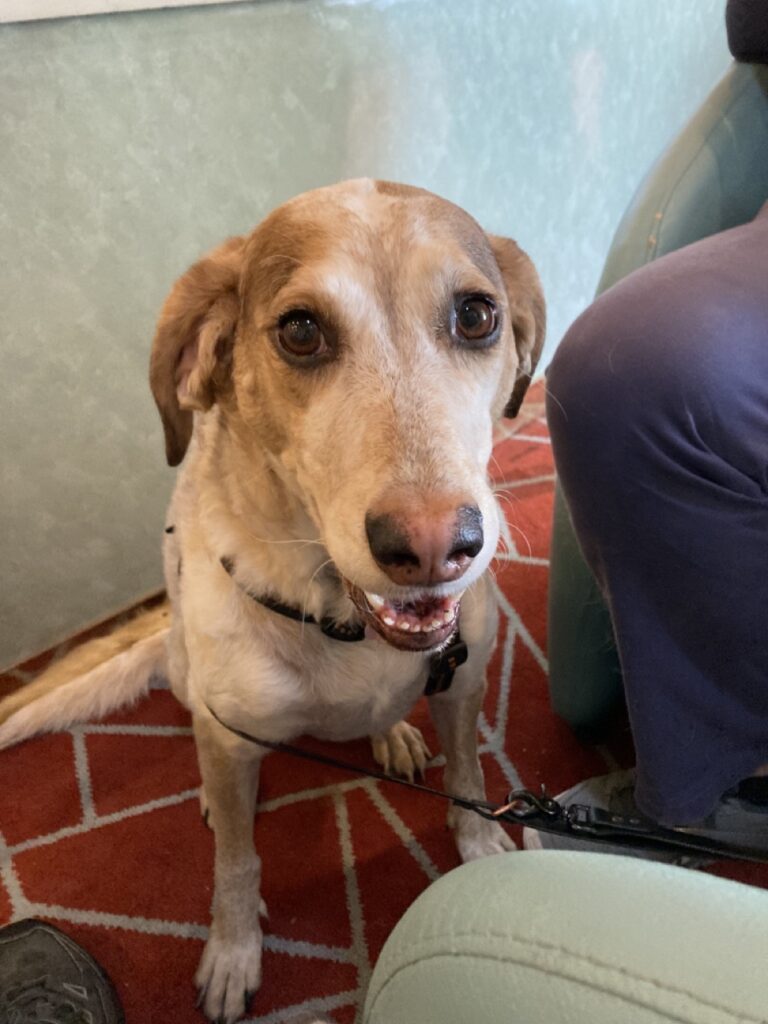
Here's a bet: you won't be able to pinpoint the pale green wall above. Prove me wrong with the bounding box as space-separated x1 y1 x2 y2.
0 0 730 668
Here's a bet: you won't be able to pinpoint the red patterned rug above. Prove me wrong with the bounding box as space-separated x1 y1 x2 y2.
2 383 766 1023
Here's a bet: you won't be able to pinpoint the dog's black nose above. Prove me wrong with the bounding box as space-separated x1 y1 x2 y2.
365 501 484 587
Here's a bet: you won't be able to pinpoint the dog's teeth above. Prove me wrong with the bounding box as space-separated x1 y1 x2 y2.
383 615 396 626
398 621 411 631
366 592 384 609
442 610 454 623
430 619 442 630
411 623 422 633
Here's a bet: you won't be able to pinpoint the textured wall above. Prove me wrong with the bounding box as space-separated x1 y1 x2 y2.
0 0 730 668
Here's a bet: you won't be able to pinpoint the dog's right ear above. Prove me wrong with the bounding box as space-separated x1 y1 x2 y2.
149 236 245 466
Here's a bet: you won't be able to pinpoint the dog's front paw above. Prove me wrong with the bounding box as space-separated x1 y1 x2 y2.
449 806 517 862
371 721 432 781
196 928 262 1024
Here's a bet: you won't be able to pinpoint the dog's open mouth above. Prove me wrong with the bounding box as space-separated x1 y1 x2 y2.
346 583 462 652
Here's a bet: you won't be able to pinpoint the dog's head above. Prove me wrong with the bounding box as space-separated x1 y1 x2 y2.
150 180 544 652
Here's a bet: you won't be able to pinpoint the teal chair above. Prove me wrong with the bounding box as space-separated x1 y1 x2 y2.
363 851 768 1024
547 59 768 735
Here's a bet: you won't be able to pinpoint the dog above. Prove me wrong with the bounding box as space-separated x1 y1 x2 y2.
0 179 544 1022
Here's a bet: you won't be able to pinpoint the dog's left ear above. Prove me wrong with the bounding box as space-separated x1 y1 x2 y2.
488 235 546 418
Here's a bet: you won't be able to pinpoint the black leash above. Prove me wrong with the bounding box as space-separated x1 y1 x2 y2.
490 789 768 864
205 705 768 865
206 703 490 815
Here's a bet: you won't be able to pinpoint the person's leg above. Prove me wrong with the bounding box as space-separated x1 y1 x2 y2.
545 210 768 826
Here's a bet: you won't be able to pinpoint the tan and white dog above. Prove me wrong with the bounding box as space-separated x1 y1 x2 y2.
0 179 544 1023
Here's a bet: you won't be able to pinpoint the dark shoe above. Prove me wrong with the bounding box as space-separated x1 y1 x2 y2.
0 918 124 1024
683 775 768 851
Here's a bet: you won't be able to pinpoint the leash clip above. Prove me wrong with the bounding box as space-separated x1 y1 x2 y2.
491 788 563 823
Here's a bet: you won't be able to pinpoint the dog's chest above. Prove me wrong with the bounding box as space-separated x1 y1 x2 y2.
295 639 429 740
204 624 429 743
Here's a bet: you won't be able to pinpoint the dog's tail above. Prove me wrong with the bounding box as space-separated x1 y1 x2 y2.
0 601 170 750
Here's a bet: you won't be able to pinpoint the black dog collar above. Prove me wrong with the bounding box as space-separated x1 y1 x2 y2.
220 555 366 642
219 555 466 694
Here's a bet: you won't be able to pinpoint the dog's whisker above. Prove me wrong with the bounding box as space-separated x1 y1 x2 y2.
489 453 506 480
490 555 513 580
299 557 336 639
505 521 533 559
495 490 535 557
541 380 567 421
494 535 511 558
246 533 325 548
494 490 522 509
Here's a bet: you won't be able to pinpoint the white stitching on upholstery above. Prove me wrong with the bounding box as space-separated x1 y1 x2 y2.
366 933 767 1024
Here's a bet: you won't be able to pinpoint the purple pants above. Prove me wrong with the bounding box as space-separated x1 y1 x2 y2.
546 208 768 825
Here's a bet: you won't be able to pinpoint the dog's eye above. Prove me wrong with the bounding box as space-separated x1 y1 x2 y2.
454 296 498 346
277 310 328 360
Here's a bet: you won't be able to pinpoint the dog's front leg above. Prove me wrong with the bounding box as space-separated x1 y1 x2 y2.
194 713 265 1024
429 678 516 862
